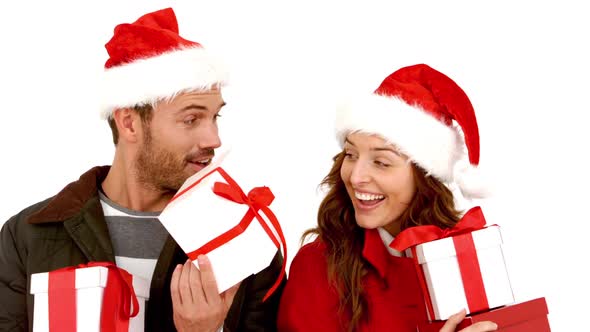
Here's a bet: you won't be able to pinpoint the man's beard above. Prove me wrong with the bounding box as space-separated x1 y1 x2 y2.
135 127 213 193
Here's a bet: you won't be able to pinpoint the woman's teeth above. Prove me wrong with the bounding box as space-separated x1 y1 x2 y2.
354 191 384 201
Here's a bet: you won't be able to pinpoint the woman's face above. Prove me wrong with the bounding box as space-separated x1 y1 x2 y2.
340 133 416 235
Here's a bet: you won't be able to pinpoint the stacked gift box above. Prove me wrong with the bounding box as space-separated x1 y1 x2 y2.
417 297 550 332
390 206 552 331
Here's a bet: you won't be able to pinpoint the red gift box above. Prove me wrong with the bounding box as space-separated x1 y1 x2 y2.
417 297 550 332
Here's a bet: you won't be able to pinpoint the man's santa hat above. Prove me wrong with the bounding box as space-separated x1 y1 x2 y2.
335 64 488 199
100 7 228 118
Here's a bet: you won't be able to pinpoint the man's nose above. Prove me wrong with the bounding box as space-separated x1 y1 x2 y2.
196 122 221 150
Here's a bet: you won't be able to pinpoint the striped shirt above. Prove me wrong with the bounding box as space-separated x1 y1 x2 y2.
99 191 169 285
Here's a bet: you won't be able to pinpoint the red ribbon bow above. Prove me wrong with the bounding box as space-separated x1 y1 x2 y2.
390 206 486 252
47 261 139 332
178 167 287 302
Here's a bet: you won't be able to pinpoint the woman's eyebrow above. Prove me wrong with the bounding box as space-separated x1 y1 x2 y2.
372 146 401 156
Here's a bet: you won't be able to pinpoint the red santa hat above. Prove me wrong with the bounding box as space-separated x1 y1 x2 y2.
335 64 488 199
100 7 228 118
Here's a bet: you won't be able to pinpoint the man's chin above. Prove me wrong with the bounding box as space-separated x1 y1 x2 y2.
156 172 192 193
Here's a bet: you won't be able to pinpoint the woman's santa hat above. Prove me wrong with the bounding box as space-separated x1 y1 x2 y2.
335 64 488 199
100 7 228 118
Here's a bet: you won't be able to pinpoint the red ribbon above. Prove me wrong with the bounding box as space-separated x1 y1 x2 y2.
389 206 487 252
172 167 287 302
47 262 139 332
390 206 490 318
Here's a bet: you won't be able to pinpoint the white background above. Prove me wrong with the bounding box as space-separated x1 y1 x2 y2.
1 1 588 330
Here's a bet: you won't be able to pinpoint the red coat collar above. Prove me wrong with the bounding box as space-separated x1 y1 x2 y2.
363 229 410 279
362 228 407 279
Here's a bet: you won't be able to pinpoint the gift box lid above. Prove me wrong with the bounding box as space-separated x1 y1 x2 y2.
410 225 503 264
417 297 549 331
30 266 150 299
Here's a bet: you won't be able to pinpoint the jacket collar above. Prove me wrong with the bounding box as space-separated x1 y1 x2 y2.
362 228 405 279
28 166 111 224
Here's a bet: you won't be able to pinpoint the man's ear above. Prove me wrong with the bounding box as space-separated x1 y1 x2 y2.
112 108 142 144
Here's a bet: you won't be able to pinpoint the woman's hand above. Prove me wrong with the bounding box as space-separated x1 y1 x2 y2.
439 309 498 332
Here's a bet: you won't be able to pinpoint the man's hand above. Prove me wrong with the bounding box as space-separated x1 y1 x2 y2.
171 255 240 332
440 309 498 332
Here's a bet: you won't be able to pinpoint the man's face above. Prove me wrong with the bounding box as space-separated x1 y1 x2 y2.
136 88 224 192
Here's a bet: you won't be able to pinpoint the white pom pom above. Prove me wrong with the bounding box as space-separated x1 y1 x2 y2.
453 160 493 200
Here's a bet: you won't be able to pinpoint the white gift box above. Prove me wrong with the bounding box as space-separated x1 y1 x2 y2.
30 265 150 332
159 150 284 294
406 225 514 320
